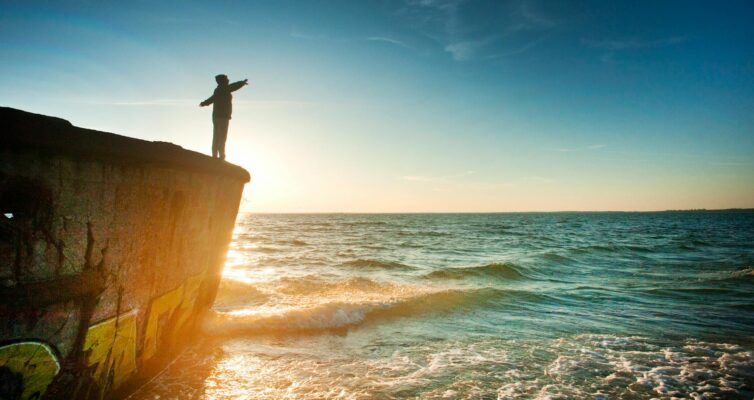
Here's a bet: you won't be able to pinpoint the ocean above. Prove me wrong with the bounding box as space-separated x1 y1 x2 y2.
132 212 754 399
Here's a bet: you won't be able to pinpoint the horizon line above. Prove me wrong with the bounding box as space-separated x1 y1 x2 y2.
240 208 754 215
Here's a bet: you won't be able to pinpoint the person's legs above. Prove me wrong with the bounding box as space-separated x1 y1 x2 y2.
212 117 230 158
212 118 221 158
217 118 229 160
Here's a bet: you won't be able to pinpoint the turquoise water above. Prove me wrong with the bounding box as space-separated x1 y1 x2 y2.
134 212 754 399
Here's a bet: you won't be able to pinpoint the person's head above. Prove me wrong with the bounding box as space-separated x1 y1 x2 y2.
215 74 229 85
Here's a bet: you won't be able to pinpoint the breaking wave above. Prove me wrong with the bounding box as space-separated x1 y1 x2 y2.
424 262 527 281
721 266 754 281
205 287 530 335
213 280 270 310
690 266 754 284
276 239 308 246
340 259 416 270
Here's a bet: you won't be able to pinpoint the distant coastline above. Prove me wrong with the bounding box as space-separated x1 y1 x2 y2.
660 208 754 213
242 208 754 215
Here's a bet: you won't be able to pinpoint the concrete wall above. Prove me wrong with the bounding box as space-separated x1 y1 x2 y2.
0 107 249 399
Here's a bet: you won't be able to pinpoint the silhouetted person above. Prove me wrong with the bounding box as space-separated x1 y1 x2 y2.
200 74 249 160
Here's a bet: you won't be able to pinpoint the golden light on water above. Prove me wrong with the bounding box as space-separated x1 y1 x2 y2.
201 350 361 400
223 246 278 285
222 305 297 318
222 263 277 285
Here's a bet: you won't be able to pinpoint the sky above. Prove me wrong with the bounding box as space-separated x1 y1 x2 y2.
1 0 753 212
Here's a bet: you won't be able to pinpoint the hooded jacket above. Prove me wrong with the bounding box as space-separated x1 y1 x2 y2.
201 81 246 119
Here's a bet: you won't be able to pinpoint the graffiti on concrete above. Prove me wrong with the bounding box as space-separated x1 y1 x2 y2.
142 285 183 361
82 310 138 395
0 341 60 400
169 271 206 347
142 270 206 361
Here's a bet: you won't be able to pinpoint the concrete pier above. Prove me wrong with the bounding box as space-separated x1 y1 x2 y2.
0 107 249 399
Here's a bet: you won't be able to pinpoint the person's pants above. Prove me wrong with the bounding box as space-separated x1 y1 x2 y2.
212 117 230 159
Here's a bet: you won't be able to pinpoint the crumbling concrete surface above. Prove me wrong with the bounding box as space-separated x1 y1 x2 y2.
0 107 249 399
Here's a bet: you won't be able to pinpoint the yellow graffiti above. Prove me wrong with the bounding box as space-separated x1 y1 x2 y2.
0 341 60 400
83 310 138 394
173 271 206 337
142 270 207 361
142 284 184 361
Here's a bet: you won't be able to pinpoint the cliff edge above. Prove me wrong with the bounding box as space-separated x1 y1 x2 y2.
1 107 249 181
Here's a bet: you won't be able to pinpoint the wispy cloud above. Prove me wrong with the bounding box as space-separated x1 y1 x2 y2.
445 31 548 62
235 100 325 109
290 28 348 42
599 52 615 64
401 170 475 182
582 36 685 51
70 98 323 109
518 1 557 30
523 176 554 184
291 27 414 51
402 175 435 182
472 181 516 190
584 37 685 64
143 15 240 26
399 0 463 44
292 1 558 62
84 99 195 107
445 36 500 61
488 36 546 59
708 161 752 167
446 170 476 179
401 171 514 193
401 0 557 62
366 36 412 49
554 144 608 152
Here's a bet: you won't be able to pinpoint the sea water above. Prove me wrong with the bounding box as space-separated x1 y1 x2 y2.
132 212 754 399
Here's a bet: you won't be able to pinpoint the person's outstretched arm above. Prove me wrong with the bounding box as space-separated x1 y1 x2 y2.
229 79 249 92
199 94 215 107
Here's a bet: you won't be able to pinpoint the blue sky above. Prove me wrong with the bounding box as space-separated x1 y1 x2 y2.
1 0 753 211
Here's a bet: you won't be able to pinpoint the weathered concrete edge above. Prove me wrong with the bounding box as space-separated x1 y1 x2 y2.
0 106 250 183
0 106 248 399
